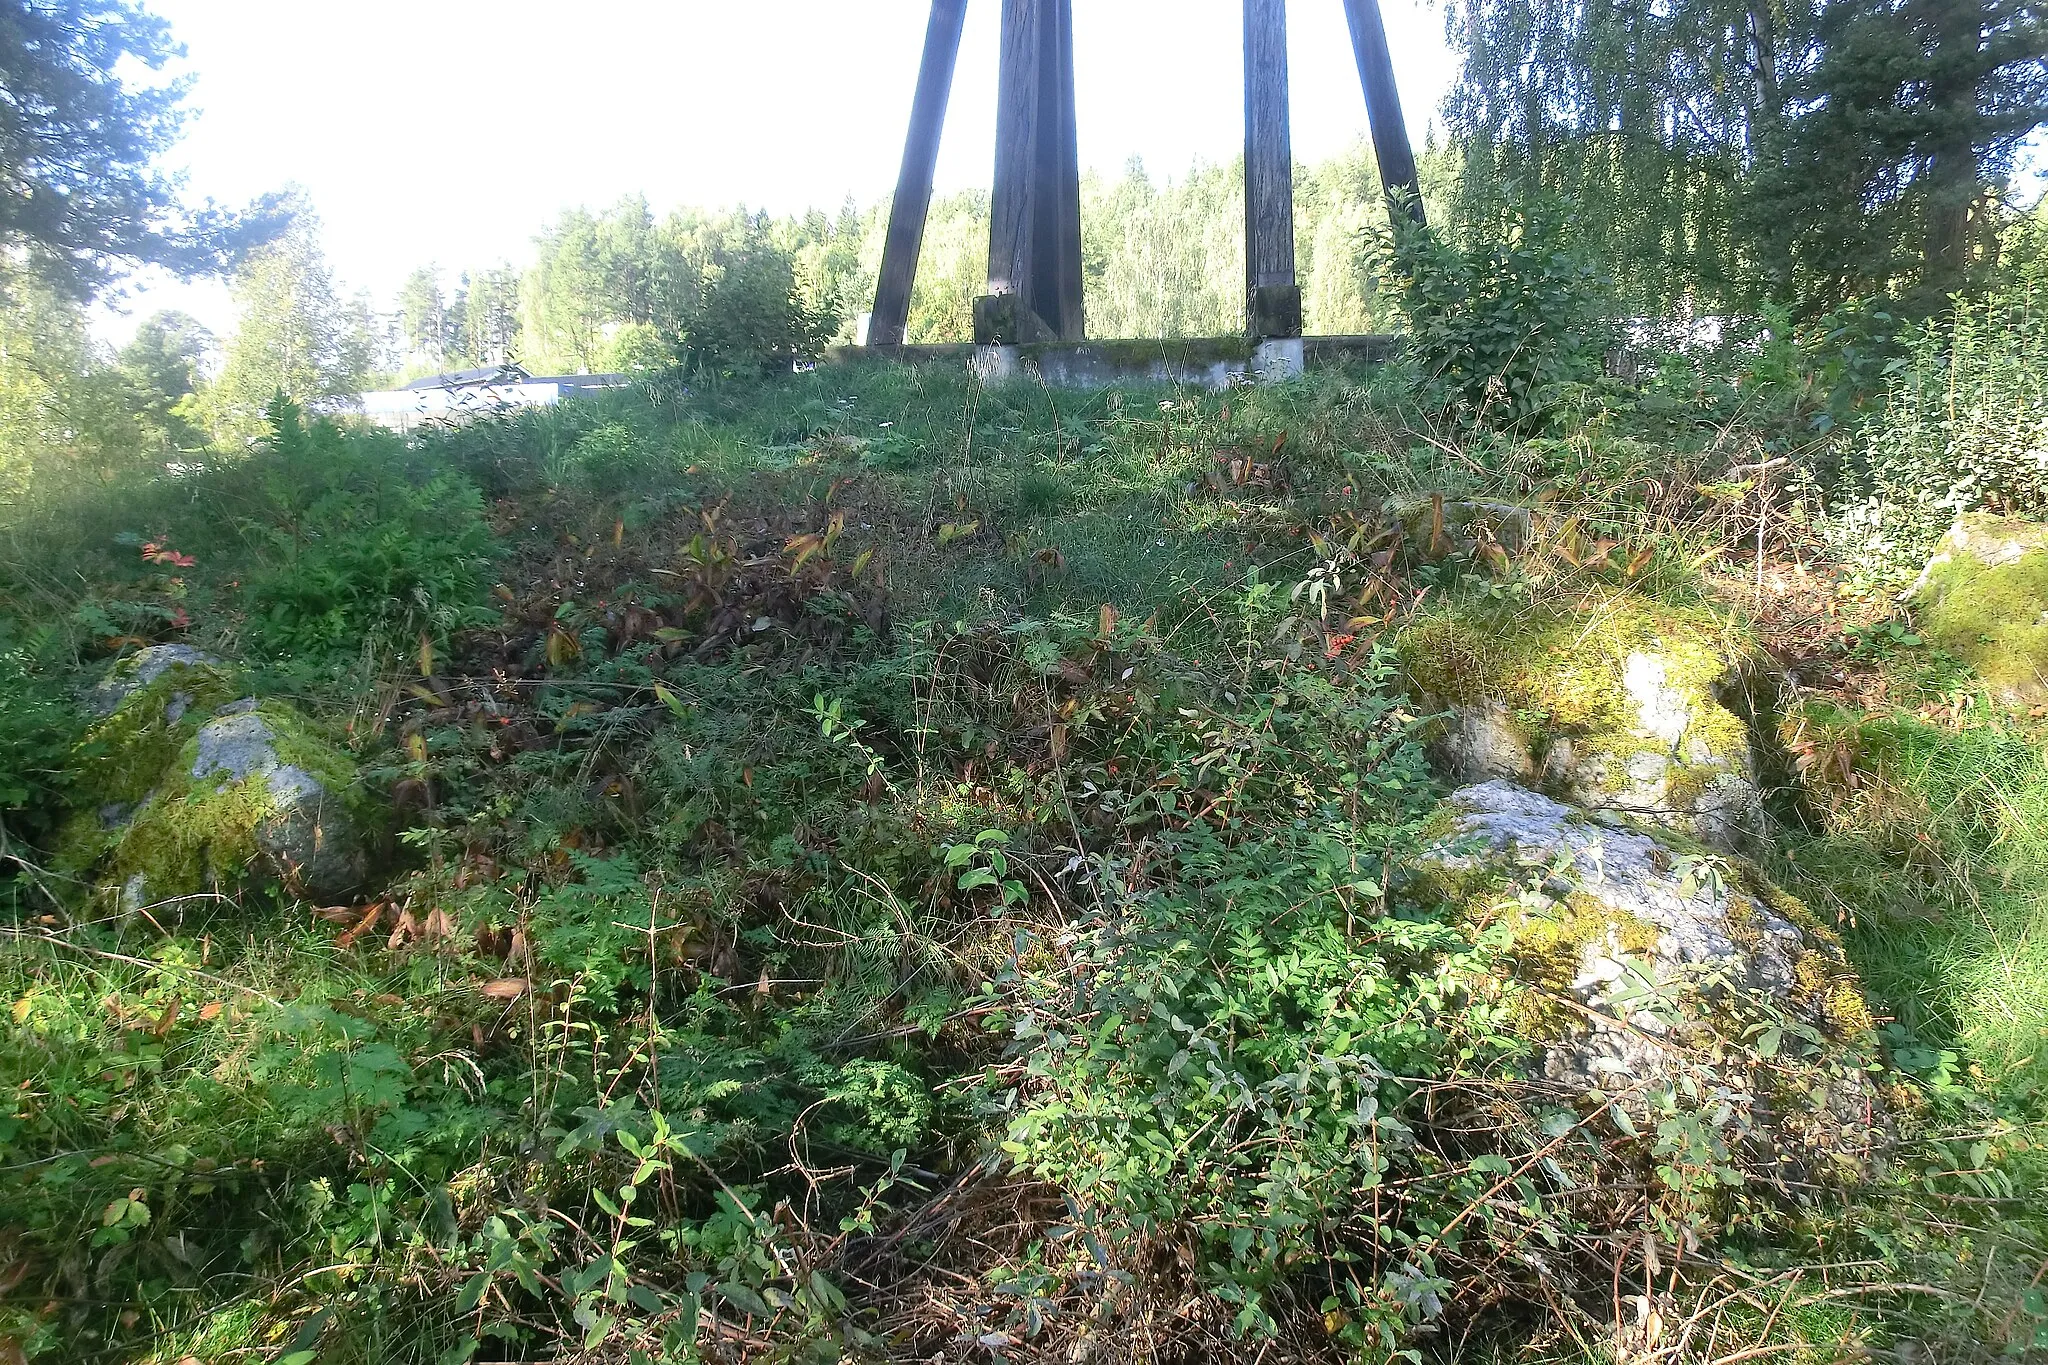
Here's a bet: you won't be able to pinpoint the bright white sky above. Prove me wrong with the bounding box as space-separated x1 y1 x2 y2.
92 0 1459 346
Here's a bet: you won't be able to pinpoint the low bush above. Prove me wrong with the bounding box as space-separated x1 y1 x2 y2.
1824 266 2048 581
1370 199 1616 430
237 397 499 663
663 234 841 381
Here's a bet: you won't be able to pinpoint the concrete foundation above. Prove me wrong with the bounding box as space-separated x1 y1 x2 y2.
837 334 1396 390
1252 337 1306 382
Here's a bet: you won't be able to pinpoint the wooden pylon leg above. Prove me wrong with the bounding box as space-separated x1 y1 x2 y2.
871 0 970 348
1244 0 1302 340
1049 0 1084 340
1341 0 1427 227
980 0 1083 345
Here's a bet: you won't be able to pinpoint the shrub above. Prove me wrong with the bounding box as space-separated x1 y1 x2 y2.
664 235 840 381
0 643 82 868
1824 269 2048 578
239 396 498 660
1369 199 1615 429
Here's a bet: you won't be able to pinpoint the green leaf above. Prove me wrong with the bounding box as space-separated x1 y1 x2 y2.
718 1281 773 1317
457 1271 491 1313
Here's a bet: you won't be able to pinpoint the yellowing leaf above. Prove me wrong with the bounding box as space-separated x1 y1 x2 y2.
416 632 435 679
10 996 30 1025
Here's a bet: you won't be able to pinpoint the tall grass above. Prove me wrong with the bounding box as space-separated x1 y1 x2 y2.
1779 712 2048 1097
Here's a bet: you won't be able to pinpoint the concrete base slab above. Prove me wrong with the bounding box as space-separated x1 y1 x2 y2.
970 345 1021 384
831 334 1397 391
1252 337 1306 383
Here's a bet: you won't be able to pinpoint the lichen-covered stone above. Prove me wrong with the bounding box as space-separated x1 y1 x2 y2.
1415 782 1874 1149
88 645 226 717
109 702 367 906
1395 591 1763 847
67 650 240 833
1910 513 2048 706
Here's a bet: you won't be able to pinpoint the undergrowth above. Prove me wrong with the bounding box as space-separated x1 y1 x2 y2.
0 355 2044 1364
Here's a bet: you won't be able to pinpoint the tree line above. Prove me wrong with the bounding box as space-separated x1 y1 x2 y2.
0 0 2040 478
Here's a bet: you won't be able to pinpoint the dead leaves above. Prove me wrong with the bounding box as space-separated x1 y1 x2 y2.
1203 431 1293 495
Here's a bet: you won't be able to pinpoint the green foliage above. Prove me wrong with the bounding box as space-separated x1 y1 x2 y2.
1824 271 2048 577
1001 641 1474 1335
0 645 82 860
1780 707 2048 1099
2 338 2045 1362
664 232 841 380
237 397 498 662
202 209 381 445
0 0 284 295
1371 200 1614 428
1448 0 2048 314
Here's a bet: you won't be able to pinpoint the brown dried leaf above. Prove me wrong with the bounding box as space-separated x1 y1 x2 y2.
479 979 528 1001
335 904 384 950
387 908 421 952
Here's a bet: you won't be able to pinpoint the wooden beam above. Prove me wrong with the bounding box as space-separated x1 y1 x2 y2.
871 0 970 348
1050 0 1084 340
1244 0 1302 339
987 0 1042 322
1340 0 1426 227
982 0 1082 344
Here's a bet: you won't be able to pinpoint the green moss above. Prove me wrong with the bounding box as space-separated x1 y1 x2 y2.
101 702 359 901
1917 544 2048 703
71 662 237 807
1395 590 1752 802
113 767 279 897
1511 888 1663 990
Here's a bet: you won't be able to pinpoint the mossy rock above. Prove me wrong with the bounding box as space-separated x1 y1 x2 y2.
1394 589 1763 847
60 650 241 867
1910 513 2048 706
85 696 370 909
1414 782 1877 1164
87 644 229 718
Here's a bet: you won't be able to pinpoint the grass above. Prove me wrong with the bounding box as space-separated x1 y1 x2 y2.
1 359 2046 1363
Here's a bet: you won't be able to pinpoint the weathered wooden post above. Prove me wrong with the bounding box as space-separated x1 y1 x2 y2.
1244 0 1303 376
1340 0 1427 227
870 0 971 349
976 0 1084 352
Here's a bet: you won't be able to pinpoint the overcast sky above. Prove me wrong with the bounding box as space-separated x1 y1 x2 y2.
92 0 1460 345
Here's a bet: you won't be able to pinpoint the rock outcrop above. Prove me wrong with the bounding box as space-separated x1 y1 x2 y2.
88 644 226 717
1396 592 1765 848
1910 513 2048 706
1415 781 1877 1169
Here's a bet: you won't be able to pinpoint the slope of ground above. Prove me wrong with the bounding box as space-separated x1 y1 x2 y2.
1 366 2043 1364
